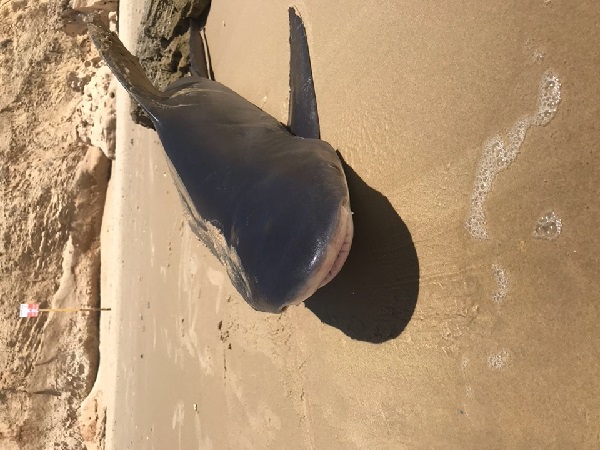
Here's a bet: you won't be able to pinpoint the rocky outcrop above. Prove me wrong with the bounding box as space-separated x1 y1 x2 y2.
131 0 211 127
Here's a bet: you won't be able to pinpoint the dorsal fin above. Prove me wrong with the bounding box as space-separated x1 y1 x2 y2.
287 8 320 139
86 14 166 120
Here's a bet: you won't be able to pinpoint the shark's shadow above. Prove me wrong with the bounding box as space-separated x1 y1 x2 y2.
305 157 419 343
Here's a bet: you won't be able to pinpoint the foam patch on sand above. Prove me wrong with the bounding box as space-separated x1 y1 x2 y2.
466 70 561 239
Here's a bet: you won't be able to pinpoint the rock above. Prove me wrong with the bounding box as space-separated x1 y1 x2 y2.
131 0 211 128
76 65 117 159
71 0 118 14
71 146 110 252
79 389 106 450
65 0 118 36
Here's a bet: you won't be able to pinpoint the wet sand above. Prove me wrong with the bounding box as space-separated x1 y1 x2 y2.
99 1 600 448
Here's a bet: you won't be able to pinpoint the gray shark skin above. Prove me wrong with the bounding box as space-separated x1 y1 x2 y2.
87 9 353 313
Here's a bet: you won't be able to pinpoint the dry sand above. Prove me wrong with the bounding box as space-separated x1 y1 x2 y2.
96 1 600 449
0 1 116 449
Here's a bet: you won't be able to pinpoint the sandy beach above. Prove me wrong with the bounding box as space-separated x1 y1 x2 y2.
94 1 600 449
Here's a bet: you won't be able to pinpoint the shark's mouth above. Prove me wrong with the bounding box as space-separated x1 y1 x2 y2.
281 203 354 311
317 205 354 288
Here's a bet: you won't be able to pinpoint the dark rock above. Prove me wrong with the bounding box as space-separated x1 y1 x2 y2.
131 0 210 128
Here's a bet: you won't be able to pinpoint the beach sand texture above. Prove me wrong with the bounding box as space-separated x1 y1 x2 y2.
98 1 600 449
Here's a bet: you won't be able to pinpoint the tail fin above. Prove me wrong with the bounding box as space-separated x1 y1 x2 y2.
86 14 165 119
